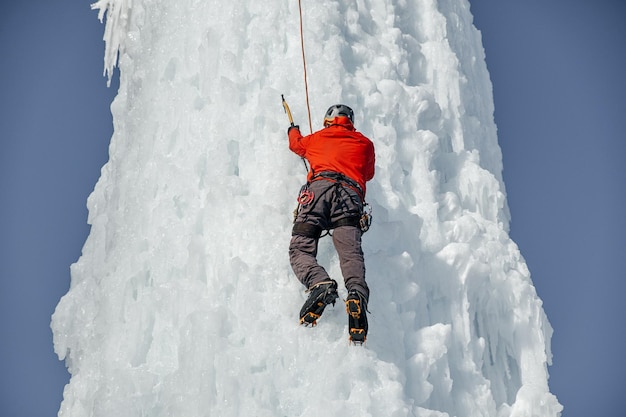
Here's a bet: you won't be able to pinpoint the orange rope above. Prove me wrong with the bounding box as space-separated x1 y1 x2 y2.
298 0 313 134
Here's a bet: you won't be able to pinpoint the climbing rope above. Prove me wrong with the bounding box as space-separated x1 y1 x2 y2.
281 0 313 173
298 0 313 134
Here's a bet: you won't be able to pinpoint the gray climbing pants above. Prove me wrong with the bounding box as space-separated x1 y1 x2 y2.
289 179 369 301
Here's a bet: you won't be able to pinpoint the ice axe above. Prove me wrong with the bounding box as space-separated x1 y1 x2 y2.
281 94 309 172
281 94 295 127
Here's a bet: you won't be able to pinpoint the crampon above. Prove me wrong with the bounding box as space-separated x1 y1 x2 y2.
346 290 368 345
299 280 338 327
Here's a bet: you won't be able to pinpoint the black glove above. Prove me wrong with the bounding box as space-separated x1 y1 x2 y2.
288 125 300 134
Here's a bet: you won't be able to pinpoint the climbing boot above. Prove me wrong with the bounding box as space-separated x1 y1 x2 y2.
346 290 368 345
299 280 339 326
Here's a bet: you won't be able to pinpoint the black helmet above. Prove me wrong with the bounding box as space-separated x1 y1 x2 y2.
323 104 354 126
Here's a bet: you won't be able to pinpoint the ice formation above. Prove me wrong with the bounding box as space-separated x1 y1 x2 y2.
52 1 562 416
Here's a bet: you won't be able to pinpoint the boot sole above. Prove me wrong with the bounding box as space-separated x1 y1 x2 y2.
299 289 338 326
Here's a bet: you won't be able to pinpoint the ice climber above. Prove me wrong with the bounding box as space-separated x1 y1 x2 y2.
287 104 375 344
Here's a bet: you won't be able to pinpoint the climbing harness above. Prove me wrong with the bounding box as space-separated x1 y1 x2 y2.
292 176 373 236
312 171 364 202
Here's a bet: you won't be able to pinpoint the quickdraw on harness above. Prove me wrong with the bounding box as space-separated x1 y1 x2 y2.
359 202 372 233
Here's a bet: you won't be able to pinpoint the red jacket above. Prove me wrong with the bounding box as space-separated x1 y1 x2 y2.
288 116 375 196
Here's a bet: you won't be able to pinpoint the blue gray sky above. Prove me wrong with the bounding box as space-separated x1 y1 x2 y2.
1 1 624 416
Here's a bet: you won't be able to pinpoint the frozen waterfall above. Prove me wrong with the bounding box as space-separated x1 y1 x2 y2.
51 1 562 416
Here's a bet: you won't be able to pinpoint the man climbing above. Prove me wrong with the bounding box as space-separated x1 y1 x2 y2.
287 104 375 344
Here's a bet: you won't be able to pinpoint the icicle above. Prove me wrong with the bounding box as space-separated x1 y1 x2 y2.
91 0 132 86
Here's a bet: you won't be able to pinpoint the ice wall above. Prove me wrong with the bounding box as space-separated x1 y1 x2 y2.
52 0 562 416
